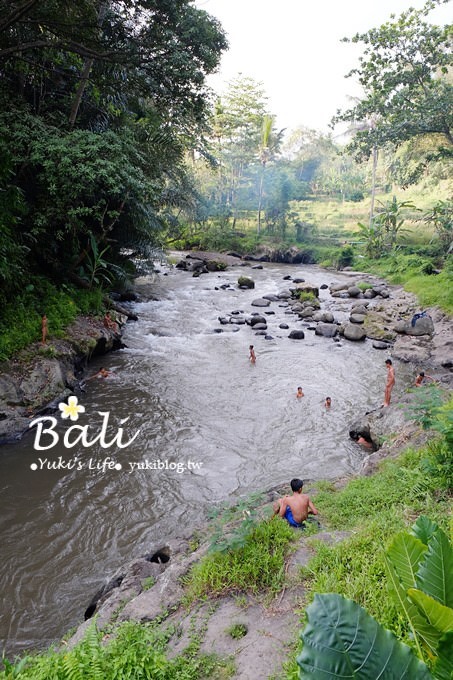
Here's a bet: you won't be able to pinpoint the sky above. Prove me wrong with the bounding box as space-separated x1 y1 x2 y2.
195 0 451 136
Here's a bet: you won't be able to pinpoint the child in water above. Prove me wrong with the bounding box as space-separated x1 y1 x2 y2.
296 386 304 398
249 345 256 364
325 396 331 409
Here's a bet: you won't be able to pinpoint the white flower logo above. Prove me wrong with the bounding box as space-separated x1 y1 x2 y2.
58 396 85 422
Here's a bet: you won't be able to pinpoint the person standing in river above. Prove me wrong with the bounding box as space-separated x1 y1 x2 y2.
383 358 395 407
249 345 256 364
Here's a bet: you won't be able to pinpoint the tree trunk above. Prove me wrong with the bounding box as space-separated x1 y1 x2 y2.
257 165 265 235
68 2 107 129
69 57 94 129
369 144 378 229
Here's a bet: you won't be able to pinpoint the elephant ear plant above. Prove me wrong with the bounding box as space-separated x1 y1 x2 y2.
297 516 453 679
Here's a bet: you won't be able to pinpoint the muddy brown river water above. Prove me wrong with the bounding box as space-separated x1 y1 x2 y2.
0 261 414 657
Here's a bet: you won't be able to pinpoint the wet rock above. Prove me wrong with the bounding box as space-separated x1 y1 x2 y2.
299 307 316 318
372 340 392 350
351 304 369 315
251 264 263 269
347 286 361 298
330 283 349 293
293 278 305 284
364 289 377 299
315 323 338 338
312 311 335 323
237 276 255 289
350 314 366 324
398 316 435 337
277 291 292 299
248 315 267 326
251 298 271 307
252 323 267 331
343 323 367 341
288 330 305 340
262 294 280 302
279 323 289 329
320 284 329 290
292 284 319 298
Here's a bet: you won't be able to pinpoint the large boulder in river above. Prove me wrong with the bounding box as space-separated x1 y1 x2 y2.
248 315 267 326
288 330 305 340
237 276 255 289
395 315 435 337
350 314 366 324
315 323 338 338
292 283 319 298
251 298 271 307
343 323 367 341
347 286 362 298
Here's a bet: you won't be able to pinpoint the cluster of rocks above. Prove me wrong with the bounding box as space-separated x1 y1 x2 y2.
212 273 440 357
175 257 227 276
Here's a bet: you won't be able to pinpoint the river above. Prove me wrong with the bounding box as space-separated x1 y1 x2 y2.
0 261 413 657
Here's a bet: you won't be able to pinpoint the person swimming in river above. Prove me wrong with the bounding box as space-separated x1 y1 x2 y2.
86 367 110 381
296 386 304 398
324 396 331 409
273 478 318 528
249 345 256 364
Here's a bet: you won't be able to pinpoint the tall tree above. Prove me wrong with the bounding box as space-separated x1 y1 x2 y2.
334 0 452 167
211 75 270 223
257 115 284 234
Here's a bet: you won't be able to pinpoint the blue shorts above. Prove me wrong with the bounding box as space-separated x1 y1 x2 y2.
284 506 304 528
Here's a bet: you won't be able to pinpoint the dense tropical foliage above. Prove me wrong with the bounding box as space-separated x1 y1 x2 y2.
0 0 227 307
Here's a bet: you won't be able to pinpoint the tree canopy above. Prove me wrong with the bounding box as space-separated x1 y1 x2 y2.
334 0 452 160
0 0 227 301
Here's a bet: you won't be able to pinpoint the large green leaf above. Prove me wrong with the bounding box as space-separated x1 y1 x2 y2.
385 554 439 657
417 529 453 608
432 631 453 680
297 593 433 679
412 516 441 546
387 532 427 590
408 589 453 635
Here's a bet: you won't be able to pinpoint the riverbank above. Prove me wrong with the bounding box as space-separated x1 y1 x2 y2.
0 311 130 444
7 440 450 679
1 255 452 676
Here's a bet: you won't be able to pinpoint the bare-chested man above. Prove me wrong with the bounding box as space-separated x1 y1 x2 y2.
383 358 395 407
273 478 318 528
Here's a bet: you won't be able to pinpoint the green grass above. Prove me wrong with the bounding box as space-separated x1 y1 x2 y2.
0 279 104 360
359 254 453 314
0 620 234 679
183 518 296 603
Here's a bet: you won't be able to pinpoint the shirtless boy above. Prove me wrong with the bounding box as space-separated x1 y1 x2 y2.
273 478 318 528
383 358 395 407
415 371 435 387
296 386 304 398
249 345 256 364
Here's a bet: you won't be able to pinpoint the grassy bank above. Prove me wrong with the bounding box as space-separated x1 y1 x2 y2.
3 392 451 679
0 278 104 361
